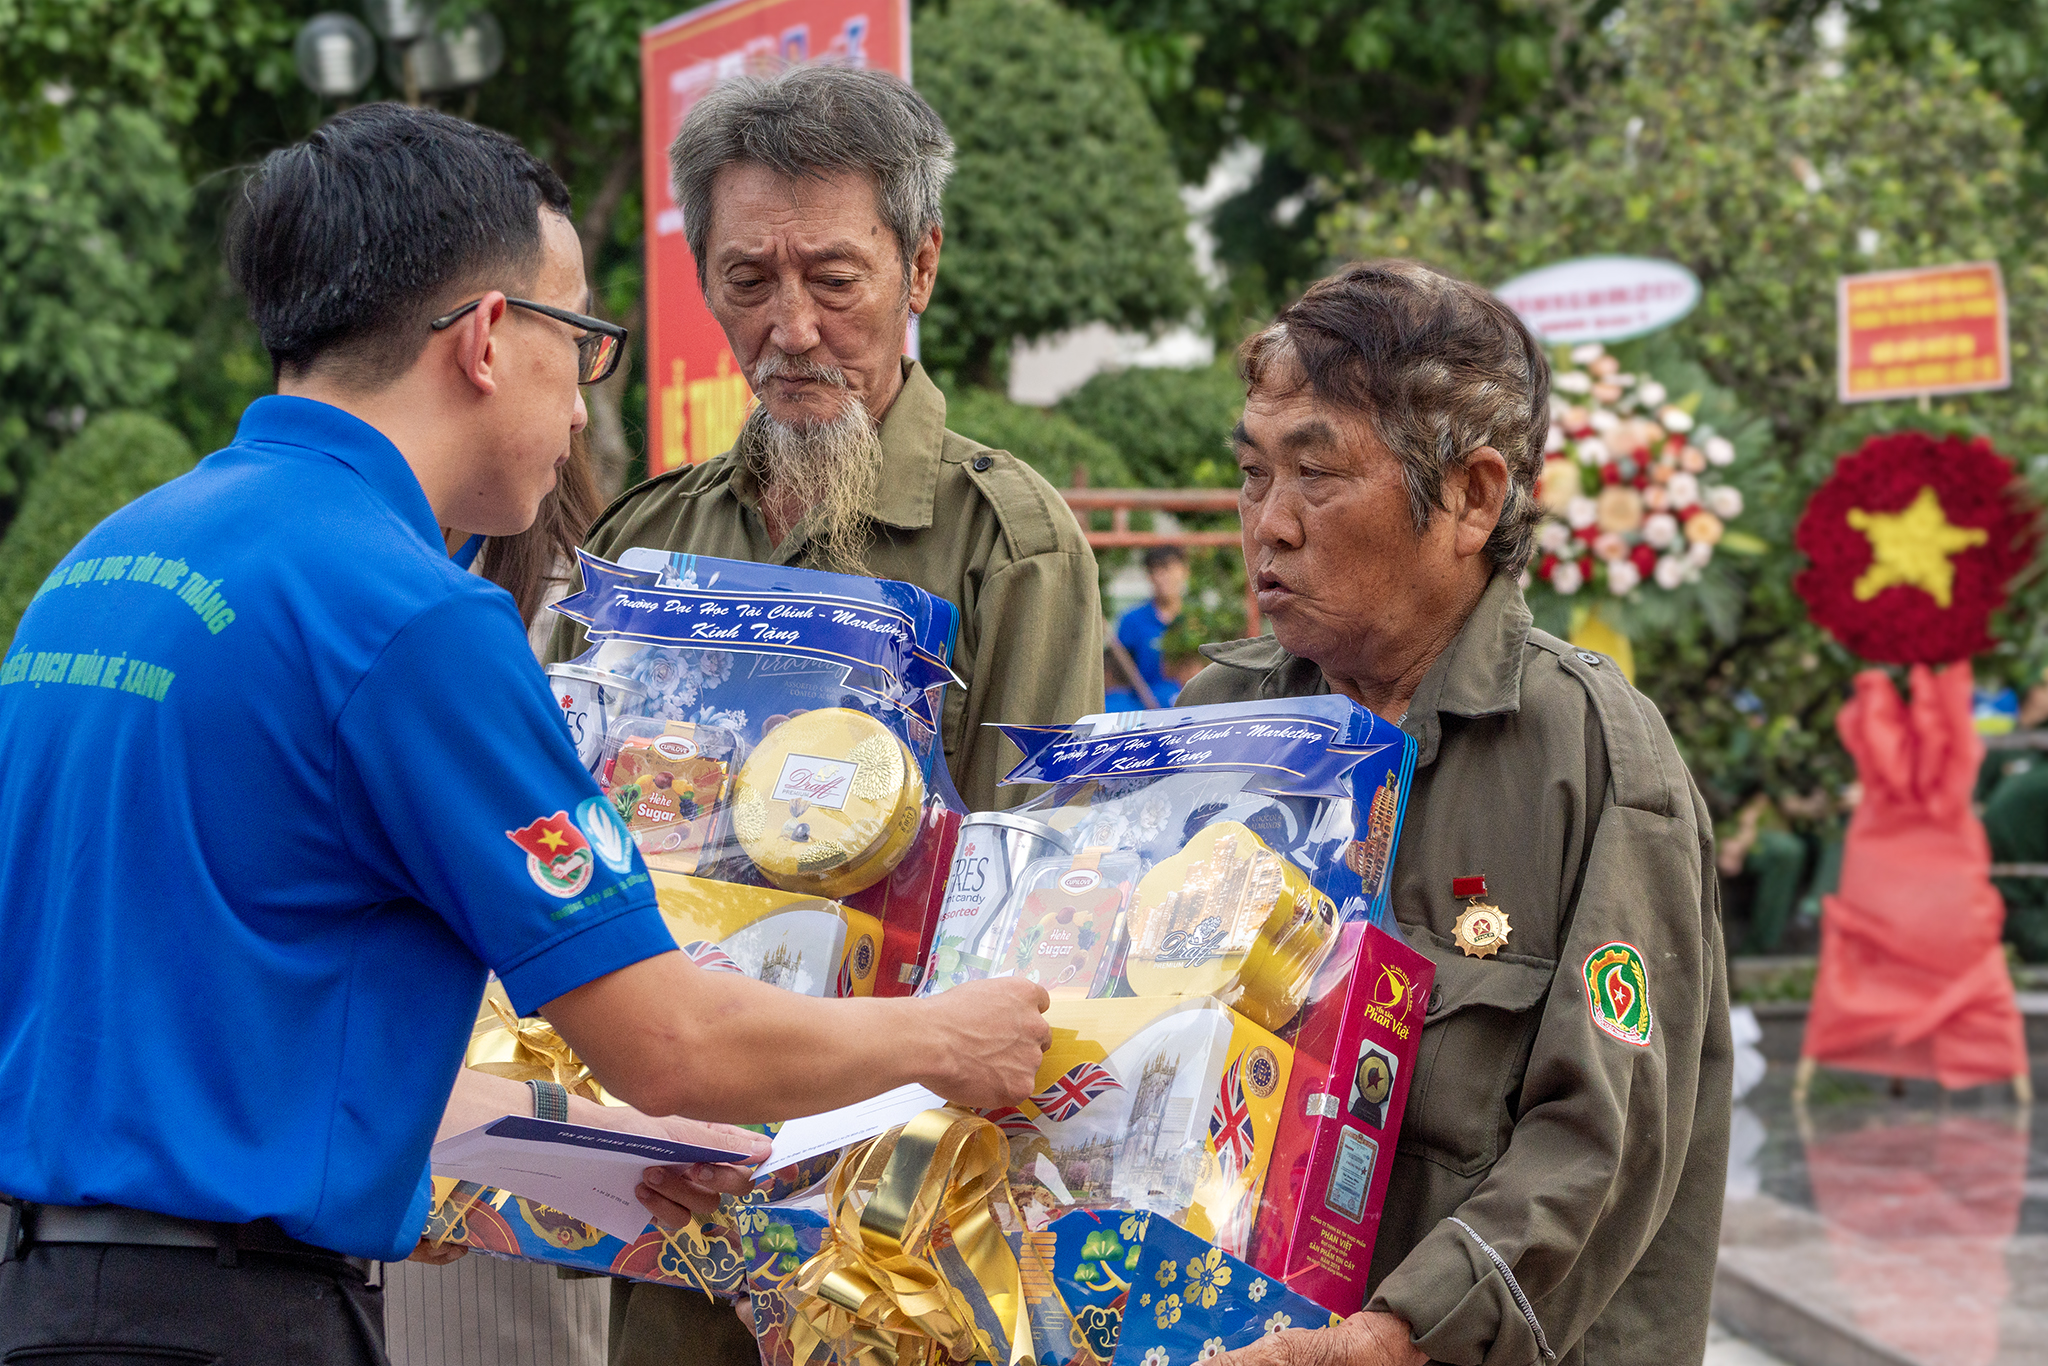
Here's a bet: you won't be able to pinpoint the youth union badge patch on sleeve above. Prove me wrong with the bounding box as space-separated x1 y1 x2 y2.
1583 941 1653 1046
506 811 595 899
575 795 637 875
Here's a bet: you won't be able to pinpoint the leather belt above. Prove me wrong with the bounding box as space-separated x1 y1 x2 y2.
12 1201 372 1276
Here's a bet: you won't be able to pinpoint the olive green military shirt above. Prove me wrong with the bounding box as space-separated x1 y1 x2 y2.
546 360 1104 810
1182 573 1733 1366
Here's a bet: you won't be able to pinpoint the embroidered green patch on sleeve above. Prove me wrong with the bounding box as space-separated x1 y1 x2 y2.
1584 941 1653 1046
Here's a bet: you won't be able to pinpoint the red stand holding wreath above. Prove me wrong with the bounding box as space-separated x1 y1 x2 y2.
1793 432 2036 1098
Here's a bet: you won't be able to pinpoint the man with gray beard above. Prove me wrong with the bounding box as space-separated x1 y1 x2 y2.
549 66 1102 815
545 66 1104 1366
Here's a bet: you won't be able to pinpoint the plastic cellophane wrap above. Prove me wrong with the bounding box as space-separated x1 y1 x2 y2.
427 549 973 1288
767 697 1439 1364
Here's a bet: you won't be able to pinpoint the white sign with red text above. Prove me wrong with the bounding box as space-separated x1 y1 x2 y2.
1495 256 1700 343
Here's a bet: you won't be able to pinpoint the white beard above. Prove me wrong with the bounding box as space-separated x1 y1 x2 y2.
743 377 884 576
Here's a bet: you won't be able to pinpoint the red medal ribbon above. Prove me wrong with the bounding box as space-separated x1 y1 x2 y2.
1452 875 1489 900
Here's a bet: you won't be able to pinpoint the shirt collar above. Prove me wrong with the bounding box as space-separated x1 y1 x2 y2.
233 395 443 550
1398 572 1530 765
1196 571 1531 766
1197 634 1324 698
728 357 946 537
868 358 945 531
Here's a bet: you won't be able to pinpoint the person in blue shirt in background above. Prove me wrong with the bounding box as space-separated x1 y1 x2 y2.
1106 545 1189 711
0 104 1050 1366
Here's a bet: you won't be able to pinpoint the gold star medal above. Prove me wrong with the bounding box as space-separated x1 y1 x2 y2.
1451 875 1510 958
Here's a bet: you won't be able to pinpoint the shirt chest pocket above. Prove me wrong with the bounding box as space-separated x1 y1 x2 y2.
1402 945 1556 1179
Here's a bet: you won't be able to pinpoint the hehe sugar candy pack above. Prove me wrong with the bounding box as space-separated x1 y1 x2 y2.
921 696 1428 1313
550 549 965 995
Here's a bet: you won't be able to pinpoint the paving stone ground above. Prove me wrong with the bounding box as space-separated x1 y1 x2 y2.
1716 1057 2048 1366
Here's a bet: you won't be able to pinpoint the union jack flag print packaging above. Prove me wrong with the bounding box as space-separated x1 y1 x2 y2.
916 695 1437 1327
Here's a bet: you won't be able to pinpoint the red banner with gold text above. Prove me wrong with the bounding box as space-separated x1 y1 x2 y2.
1836 262 2010 405
640 0 911 474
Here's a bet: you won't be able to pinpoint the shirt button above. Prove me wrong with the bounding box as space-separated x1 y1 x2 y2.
972 455 993 472
1576 651 1602 666
1427 986 1443 1016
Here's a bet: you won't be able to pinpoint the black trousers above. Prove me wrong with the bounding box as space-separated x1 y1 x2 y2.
0 1242 387 1366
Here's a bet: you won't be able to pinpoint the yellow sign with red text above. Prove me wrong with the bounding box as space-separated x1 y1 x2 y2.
1837 262 2009 404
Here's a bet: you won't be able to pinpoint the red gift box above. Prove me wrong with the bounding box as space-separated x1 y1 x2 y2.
847 800 960 996
1247 920 1434 1313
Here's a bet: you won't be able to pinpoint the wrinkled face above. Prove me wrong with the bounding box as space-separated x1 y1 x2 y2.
467 209 590 535
1234 378 1460 675
700 164 937 427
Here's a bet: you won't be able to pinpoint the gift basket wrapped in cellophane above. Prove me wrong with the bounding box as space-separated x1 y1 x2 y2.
752 696 1439 1365
544 547 973 997
424 547 972 1289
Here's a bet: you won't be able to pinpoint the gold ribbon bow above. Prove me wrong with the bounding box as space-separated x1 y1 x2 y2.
790 1109 1036 1366
464 980 619 1105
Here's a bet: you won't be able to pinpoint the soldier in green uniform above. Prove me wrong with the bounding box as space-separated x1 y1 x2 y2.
547 67 1102 815
543 67 1103 1365
1202 263 1733 1366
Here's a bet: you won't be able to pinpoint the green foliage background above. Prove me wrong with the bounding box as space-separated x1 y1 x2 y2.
1073 0 1568 331
916 0 1202 388
0 412 197 640
1056 363 1243 490
942 386 1131 489
0 105 193 535
0 0 1206 544
1331 0 2048 813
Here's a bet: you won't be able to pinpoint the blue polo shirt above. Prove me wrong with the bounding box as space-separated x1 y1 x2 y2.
0 397 673 1260
1106 600 1180 711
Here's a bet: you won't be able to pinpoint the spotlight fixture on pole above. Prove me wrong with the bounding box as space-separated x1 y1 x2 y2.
292 2 502 108
388 10 505 95
359 0 435 43
291 13 377 101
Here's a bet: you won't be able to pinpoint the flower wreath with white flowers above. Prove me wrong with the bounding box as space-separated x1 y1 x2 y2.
1526 342 1752 601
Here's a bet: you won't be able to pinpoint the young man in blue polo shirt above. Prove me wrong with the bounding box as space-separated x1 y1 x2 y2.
1107 545 1189 710
0 105 1050 1365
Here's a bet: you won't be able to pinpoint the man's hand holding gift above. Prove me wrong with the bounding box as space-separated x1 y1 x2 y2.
1218 1312 1426 1366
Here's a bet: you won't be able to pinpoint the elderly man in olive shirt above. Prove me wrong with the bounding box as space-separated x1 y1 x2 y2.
548 67 1102 815
1201 262 1732 1366
546 67 1102 1366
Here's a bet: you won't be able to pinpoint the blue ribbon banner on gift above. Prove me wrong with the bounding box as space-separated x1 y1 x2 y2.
996 714 1392 797
553 550 961 730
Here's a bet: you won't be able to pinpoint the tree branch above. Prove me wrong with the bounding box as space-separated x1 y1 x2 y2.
579 141 643 283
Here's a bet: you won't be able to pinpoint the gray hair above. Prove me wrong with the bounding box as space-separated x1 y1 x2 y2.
670 66 955 289
1239 260 1550 577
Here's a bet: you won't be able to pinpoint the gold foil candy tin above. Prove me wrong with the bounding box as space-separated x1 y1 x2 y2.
732 708 925 897
1124 821 1336 1030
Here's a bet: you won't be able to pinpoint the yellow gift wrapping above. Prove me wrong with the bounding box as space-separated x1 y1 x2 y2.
465 979 620 1105
652 871 884 998
1123 822 1337 1032
1006 997 1293 1259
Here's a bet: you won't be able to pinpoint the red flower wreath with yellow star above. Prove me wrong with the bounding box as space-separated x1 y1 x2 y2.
1793 431 2036 665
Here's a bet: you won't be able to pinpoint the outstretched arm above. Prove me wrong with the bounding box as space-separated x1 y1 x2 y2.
541 955 1052 1124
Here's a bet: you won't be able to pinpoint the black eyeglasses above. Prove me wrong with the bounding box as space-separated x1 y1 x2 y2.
430 297 629 385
